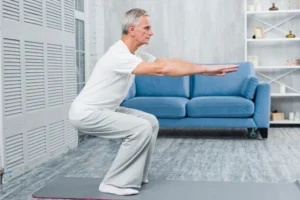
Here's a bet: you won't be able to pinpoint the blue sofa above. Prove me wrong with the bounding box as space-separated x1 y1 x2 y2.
121 62 271 138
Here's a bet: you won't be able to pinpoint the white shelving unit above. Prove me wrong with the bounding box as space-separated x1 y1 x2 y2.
247 38 300 42
271 93 300 97
270 120 300 124
255 66 300 69
247 10 300 14
245 1 300 125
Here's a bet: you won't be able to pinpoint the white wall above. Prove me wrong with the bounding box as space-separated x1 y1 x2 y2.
89 0 245 66
87 0 106 75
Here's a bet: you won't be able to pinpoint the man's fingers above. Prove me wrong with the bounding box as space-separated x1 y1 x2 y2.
216 71 225 76
224 69 238 73
225 65 239 69
209 65 239 76
221 65 238 70
207 65 239 76
227 71 237 74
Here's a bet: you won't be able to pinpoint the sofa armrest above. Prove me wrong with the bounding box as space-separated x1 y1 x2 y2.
253 82 271 128
124 82 136 101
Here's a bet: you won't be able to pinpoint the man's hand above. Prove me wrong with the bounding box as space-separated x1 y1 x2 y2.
133 58 239 77
202 65 239 76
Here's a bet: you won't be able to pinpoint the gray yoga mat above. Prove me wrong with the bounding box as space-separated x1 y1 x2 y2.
32 177 300 200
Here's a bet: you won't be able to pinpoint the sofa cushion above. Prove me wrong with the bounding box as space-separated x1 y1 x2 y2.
121 97 189 119
135 75 190 98
191 62 256 97
240 76 259 100
187 96 254 118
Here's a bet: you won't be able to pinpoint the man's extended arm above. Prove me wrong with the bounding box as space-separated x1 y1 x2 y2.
132 58 239 77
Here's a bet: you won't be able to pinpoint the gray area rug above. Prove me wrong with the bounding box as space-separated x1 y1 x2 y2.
1 128 300 200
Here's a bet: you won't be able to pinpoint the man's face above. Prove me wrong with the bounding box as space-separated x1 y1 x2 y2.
133 16 154 45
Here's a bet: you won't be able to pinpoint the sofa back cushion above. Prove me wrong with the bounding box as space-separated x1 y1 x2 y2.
191 62 256 97
135 75 190 98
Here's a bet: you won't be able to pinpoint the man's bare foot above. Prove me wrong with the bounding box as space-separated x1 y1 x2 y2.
99 183 139 196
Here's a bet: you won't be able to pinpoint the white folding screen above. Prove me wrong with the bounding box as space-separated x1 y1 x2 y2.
0 0 78 183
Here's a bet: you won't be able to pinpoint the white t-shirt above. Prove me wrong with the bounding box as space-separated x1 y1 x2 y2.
71 40 156 112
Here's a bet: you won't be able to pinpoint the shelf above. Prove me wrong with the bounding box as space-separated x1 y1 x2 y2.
270 120 300 124
255 66 300 69
271 93 300 97
246 1 300 127
247 10 300 15
247 38 300 42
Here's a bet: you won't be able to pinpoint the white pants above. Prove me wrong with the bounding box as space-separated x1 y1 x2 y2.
69 105 159 188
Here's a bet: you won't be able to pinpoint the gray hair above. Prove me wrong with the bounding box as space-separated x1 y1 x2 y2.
122 8 149 35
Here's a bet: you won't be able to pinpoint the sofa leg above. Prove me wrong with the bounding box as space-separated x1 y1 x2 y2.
258 128 268 139
247 128 253 133
247 128 258 138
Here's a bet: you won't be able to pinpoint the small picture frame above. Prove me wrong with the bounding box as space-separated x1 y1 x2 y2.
253 26 264 39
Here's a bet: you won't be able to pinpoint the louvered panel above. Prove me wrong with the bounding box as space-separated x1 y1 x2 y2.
65 46 76 102
24 0 43 26
3 0 20 21
47 44 63 107
66 120 78 145
1 0 77 183
64 0 74 33
49 121 65 152
25 41 45 112
27 127 46 160
46 0 62 30
5 133 24 169
3 39 22 116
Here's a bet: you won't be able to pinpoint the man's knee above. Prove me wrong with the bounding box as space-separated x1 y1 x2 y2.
146 114 159 129
134 119 153 139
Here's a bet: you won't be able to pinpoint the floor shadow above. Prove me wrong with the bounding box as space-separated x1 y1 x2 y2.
78 128 260 144
158 128 257 140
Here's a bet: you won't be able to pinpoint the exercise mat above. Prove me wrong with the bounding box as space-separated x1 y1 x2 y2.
32 177 300 200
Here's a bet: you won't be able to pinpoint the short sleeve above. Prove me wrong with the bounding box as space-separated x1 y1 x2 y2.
135 51 156 62
112 53 143 74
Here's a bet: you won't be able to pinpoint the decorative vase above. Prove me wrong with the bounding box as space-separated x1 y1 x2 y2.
269 3 278 11
255 3 262 11
286 30 296 38
254 0 262 11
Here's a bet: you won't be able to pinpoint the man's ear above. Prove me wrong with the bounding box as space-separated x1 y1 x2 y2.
128 25 135 36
